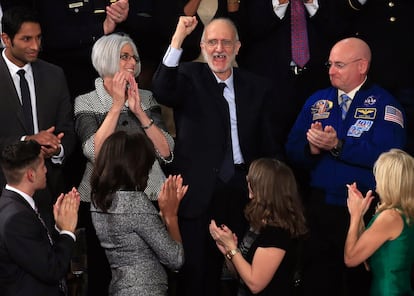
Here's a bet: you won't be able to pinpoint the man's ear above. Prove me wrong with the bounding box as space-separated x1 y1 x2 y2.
1 33 11 48
26 168 35 183
234 40 241 55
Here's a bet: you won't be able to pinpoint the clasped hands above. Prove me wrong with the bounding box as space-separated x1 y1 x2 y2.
53 187 81 234
26 126 63 159
209 220 238 255
110 71 144 113
346 182 374 218
306 121 339 154
103 0 129 34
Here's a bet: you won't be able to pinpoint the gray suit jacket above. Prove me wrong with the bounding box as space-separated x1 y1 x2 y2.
91 191 184 296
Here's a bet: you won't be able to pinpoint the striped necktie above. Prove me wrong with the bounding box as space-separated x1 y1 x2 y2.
291 0 310 68
340 94 351 120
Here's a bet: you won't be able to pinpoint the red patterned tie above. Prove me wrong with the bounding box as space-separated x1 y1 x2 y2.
291 0 310 68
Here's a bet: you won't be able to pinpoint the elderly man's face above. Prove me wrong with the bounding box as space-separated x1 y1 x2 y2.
200 20 240 81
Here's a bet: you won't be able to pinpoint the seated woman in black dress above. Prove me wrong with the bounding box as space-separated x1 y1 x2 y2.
209 158 307 295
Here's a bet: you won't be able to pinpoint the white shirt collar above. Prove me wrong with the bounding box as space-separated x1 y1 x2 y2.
338 77 367 101
5 184 37 211
2 49 33 77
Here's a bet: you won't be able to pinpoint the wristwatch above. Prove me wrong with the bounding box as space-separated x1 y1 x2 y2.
225 248 240 260
330 139 344 158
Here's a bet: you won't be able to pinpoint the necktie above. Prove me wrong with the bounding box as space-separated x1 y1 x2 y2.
35 208 68 295
17 69 34 134
218 82 235 182
291 0 310 68
35 209 54 245
340 94 351 120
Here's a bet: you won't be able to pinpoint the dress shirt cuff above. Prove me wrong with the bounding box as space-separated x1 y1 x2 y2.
163 45 182 67
51 144 65 164
55 225 76 241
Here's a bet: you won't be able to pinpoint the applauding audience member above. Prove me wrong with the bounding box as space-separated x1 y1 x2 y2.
90 131 186 296
210 158 307 295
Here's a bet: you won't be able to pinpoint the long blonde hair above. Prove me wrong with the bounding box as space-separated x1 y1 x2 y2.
374 149 414 224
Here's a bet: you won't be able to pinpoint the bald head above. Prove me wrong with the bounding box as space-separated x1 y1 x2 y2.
328 37 372 93
201 18 239 42
331 37 371 69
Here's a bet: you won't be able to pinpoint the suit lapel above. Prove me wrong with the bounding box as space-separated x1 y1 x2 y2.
31 62 44 130
203 64 229 131
2 189 36 213
0 56 28 132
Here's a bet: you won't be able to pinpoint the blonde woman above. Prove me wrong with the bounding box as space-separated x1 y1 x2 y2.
345 149 414 295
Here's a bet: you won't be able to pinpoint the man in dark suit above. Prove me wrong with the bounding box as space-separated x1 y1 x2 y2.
0 140 80 296
153 16 280 296
236 0 349 145
0 6 76 230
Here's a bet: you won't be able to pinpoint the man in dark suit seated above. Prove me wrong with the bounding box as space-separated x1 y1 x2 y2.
0 140 80 296
152 16 282 296
0 6 76 231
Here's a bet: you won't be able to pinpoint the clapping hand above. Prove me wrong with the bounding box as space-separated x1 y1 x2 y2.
209 219 238 255
158 175 188 219
346 182 374 218
53 187 80 233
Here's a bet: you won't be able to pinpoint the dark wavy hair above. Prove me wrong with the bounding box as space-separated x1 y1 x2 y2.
244 158 307 238
90 131 156 212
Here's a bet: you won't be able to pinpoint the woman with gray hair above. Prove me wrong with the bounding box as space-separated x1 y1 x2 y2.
74 33 174 294
74 33 174 203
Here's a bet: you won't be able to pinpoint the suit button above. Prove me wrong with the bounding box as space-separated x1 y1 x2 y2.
388 2 395 7
389 16 396 22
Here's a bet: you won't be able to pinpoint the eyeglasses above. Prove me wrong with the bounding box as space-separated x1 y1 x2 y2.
204 39 235 48
325 58 363 70
120 53 140 63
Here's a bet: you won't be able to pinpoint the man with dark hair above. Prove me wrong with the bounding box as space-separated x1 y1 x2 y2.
0 140 80 296
0 6 76 230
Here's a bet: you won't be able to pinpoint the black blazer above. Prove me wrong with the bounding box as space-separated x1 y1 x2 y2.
153 62 280 218
235 0 349 140
0 55 76 228
0 189 75 296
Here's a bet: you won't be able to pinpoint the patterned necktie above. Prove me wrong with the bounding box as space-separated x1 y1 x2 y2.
35 209 54 245
17 69 34 134
218 82 235 182
291 0 310 68
35 208 68 295
340 94 351 120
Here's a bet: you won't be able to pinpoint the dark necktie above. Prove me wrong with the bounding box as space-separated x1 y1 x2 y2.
218 82 234 182
35 208 68 295
340 94 351 120
291 0 310 68
17 69 34 134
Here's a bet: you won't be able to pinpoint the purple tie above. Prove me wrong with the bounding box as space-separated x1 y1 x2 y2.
291 0 310 68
